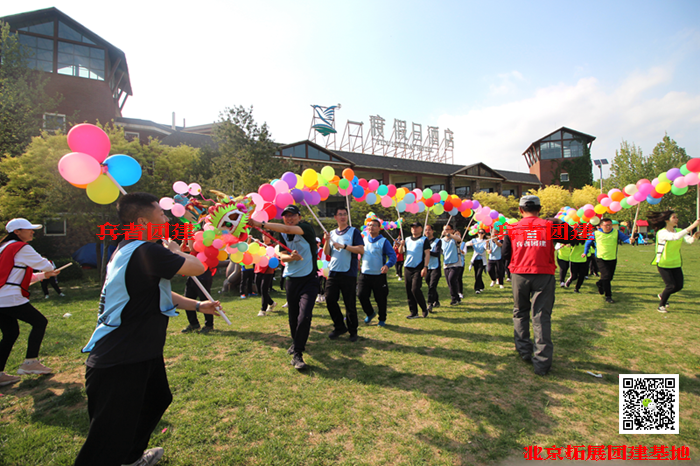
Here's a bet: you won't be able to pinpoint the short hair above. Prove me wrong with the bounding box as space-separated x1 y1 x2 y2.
520 204 542 214
117 193 159 224
367 218 381 227
443 223 453 230
334 206 348 216
600 218 612 224
425 224 433 230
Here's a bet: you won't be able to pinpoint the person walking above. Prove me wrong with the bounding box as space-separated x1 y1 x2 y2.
584 218 631 304
249 205 318 370
359 218 396 327
424 224 442 312
440 223 462 305
40 257 65 299
556 244 572 287
507 195 576 376
647 211 700 313
393 239 404 281
0 219 59 387
565 241 588 293
462 229 488 294
181 269 215 334
486 235 505 288
323 206 364 342
255 235 278 316
398 223 430 318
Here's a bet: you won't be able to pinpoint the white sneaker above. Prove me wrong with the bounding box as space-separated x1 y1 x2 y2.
315 296 322 303
458 293 463 299
560 282 566 288
490 281 495 287
257 310 266 317
657 306 668 314
398 277 402 281
44 295 49 299
267 302 277 312
122 447 164 466
500 285 504 289
282 302 288 308
59 293 65 297
506 278 511 282
0 372 21 387
17 359 52 375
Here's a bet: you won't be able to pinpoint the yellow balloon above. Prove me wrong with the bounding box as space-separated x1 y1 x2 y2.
320 166 335 181
302 169 318 187
395 189 405 201
328 184 339 195
656 181 671 194
86 174 120 205
230 251 244 263
594 204 607 215
248 242 260 254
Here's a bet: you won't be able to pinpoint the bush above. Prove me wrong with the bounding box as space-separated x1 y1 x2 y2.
53 258 83 281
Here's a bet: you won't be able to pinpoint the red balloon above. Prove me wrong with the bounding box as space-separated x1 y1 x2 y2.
263 202 277 220
204 246 219 258
206 256 219 269
649 189 664 199
596 193 608 203
358 178 368 189
687 158 700 173
424 199 434 207
443 200 454 211
636 179 651 188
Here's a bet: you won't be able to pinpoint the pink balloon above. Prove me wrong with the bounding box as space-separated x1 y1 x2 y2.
259 184 277 202
413 188 423 200
266 246 275 257
462 200 473 209
633 191 646 202
171 204 186 217
386 185 397 198
58 152 101 185
67 124 111 163
275 192 293 208
317 186 330 200
636 179 651 188
188 183 201 195
431 193 441 203
159 197 175 210
368 179 379 191
685 173 700 186
609 201 621 212
600 197 612 207
173 181 189 194
673 177 688 189
627 197 639 206
651 178 659 186
273 180 290 194
258 256 269 267
212 239 224 249
251 210 269 222
248 192 264 208
638 183 653 196
381 196 393 208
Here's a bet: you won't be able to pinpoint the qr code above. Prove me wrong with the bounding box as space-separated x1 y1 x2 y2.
619 374 679 434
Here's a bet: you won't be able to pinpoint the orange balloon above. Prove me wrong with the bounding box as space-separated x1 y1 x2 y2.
461 208 472 218
70 182 88 189
331 175 340 185
342 168 355 181
610 191 625 202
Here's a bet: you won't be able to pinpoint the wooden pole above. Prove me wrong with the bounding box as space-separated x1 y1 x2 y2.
631 203 641 237
303 200 329 235
346 195 352 226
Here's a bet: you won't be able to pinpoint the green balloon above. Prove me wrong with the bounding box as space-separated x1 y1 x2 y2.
423 188 433 199
680 164 690 176
439 190 448 201
671 185 688 196
658 173 670 184
339 179 350 189
577 208 585 217
620 198 630 208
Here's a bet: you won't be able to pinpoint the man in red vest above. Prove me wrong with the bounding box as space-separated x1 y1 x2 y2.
507 195 576 376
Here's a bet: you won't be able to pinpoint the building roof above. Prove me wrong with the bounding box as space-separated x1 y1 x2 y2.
492 169 542 185
334 149 464 176
160 131 217 149
636 220 649 226
1 7 133 97
522 126 596 157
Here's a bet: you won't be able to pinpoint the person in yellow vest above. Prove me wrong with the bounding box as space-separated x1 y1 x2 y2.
647 211 700 313
583 218 631 303
555 244 572 287
565 240 588 293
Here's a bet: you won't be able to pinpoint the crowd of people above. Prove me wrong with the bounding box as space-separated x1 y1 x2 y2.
1 192 698 466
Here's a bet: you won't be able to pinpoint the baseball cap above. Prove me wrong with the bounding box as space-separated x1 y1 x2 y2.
519 195 541 207
281 205 301 216
410 222 423 227
6 218 42 233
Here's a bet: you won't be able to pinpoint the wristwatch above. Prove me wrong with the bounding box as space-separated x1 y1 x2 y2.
261 221 267 229
344 244 347 250
195 301 201 312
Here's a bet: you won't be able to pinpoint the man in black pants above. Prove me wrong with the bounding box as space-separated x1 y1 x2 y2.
424 224 442 312
323 207 364 342
398 223 430 319
583 218 631 303
75 193 220 466
359 218 397 327
250 205 318 370
181 270 215 334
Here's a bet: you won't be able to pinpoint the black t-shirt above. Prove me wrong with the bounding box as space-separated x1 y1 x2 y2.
86 241 185 368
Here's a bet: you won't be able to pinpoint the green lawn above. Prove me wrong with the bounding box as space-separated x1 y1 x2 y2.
1 244 698 465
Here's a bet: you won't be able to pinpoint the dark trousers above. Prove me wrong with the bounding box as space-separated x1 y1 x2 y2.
41 277 62 296
425 268 441 306
457 265 464 294
285 275 318 354
184 274 214 328
74 357 173 466
596 259 617 298
444 267 461 303
658 267 683 307
472 260 485 291
325 275 358 335
557 258 570 284
0 303 47 372
512 274 555 374
503 257 512 279
588 255 599 275
358 273 389 321
240 269 254 295
567 261 587 291
395 261 404 279
256 273 275 311
404 266 427 316
487 259 505 285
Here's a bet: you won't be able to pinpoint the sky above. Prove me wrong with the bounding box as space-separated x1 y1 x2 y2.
5 0 700 179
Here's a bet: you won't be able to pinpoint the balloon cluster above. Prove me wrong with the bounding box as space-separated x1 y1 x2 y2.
58 124 142 204
160 181 207 224
362 212 403 233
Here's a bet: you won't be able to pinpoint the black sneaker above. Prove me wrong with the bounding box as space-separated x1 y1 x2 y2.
605 297 614 304
450 301 460 306
181 324 200 333
521 354 533 363
422 312 429 318
596 282 604 295
349 334 358 342
287 344 295 355
427 303 434 314
328 329 347 340
200 325 213 334
573 289 580 293
534 368 549 376
433 302 441 308
406 314 420 319
291 353 307 370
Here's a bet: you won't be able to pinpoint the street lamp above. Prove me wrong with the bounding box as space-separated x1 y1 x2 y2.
593 159 609 194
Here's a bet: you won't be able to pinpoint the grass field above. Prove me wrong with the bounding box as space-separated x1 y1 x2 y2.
1 244 698 466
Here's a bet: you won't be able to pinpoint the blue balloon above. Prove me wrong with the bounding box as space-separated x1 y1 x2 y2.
104 154 141 186
352 176 359 185
291 189 304 203
268 257 279 268
365 193 377 204
449 208 458 216
403 193 416 204
352 185 365 198
417 202 426 213
646 195 663 205
397 201 406 212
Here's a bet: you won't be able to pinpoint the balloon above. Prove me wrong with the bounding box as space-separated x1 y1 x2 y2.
342 168 355 181
328 183 339 195
636 179 651 188
365 193 377 204
217 249 229 261
291 189 304 203
671 185 688 196
590 216 600 226
673 177 688 189
86 174 120 204
386 185 397 198
376 184 388 196
307 191 321 205
637 183 653 196
439 190 448 201
417 202 425 213
352 185 365 198
685 172 700 186
472 200 481 209
432 204 444 215
188 183 201 195
273 180 290 194
686 158 700 173
212 239 224 249
646 195 663 205
171 204 186 217
404 193 416 205
431 193 441 203
609 201 621 212
317 186 330 201
320 166 335 181
67 123 111 163
358 178 368 189
281 172 298 187
600 197 611 207
624 184 637 195
596 193 608 203
251 210 269 223
339 179 350 190
489 210 499 219
173 181 189 194
658 173 670 184
666 168 682 181
381 196 393 208
58 152 101 185
159 197 175 210
275 192 293 208
610 191 625 202
268 257 279 268
248 242 260 254
461 208 472 218
656 182 671 194
584 209 595 218
649 188 664 199
397 201 406 213
103 155 141 187
368 179 379 191
302 169 318 187
258 184 277 202
594 204 607 215
423 188 433 200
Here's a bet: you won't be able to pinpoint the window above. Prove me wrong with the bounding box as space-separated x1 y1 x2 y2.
502 189 515 196
455 186 471 197
18 21 54 36
424 184 445 192
308 146 331 161
58 22 96 45
395 181 416 190
18 34 54 72
44 113 66 133
57 41 105 80
323 201 345 218
540 141 561 160
563 140 584 158
125 131 140 142
44 219 66 236
560 173 570 182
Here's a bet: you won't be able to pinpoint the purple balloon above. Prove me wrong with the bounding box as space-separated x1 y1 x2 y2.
638 183 653 196
666 168 682 181
489 210 499 219
275 206 284 220
281 172 298 187
308 191 321 205
291 189 304 203
633 191 646 202
472 200 481 209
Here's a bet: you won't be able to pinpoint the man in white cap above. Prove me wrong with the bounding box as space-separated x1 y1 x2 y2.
507 195 576 376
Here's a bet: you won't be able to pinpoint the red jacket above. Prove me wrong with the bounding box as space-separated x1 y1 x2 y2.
507 217 556 275
0 242 33 297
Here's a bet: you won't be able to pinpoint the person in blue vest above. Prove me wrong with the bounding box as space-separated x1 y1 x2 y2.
249 205 318 370
75 193 220 466
359 218 397 327
424 224 442 312
583 218 631 304
323 206 364 342
0 219 60 387
398 223 431 318
440 222 463 305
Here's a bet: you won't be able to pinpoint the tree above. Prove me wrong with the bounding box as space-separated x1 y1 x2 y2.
527 185 572 217
0 22 60 161
472 192 520 219
211 106 292 196
570 185 600 208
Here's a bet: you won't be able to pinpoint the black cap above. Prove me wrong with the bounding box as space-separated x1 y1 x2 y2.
410 222 423 227
282 205 301 216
